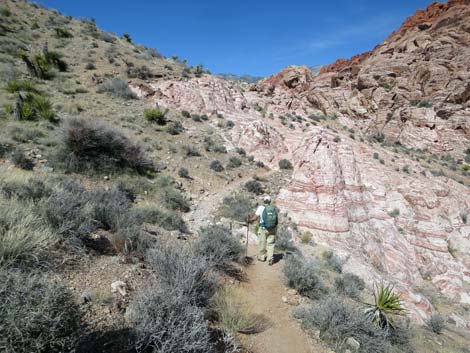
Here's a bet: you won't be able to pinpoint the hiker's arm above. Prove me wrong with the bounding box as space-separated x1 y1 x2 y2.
247 215 259 223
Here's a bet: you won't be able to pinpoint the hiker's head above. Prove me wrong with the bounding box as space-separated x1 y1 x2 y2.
263 195 271 204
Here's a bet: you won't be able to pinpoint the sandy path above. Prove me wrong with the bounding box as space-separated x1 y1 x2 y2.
238 246 324 353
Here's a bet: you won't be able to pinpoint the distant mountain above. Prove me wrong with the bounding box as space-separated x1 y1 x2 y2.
216 73 263 83
308 65 322 76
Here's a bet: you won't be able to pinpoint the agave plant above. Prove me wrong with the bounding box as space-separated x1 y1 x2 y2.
364 283 406 331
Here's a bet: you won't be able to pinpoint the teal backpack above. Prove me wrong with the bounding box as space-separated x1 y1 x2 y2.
262 205 278 229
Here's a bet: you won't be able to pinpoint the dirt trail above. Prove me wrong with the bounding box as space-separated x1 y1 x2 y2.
187 171 324 353
238 245 324 353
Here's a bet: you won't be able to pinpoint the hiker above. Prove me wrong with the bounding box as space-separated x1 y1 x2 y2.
247 195 278 265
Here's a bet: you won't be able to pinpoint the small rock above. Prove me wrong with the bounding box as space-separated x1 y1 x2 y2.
346 337 360 351
103 175 109 180
281 296 288 303
111 280 127 297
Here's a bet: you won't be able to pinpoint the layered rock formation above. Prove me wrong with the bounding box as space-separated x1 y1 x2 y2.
130 0 470 324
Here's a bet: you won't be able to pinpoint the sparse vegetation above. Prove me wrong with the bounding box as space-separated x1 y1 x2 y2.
0 270 81 353
54 117 154 174
365 283 406 330
323 250 343 273
426 313 446 334
227 156 242 169
55 27 73 38
388 208 400 218
144 108 167 125
97 78 137 99
335 273 365 299
283 255 326 299
219 193 255 223
210 160 224 172
244 180 264 195
178 167 190 178
279 159 293 170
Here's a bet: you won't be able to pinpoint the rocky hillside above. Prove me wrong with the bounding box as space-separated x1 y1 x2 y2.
129 0 470 325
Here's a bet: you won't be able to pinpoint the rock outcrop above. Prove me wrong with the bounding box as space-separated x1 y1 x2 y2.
130 0 470 325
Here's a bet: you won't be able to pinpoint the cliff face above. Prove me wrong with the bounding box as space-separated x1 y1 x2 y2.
130 1 470 324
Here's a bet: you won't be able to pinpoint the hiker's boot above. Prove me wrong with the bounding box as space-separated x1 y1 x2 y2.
268 258 274 266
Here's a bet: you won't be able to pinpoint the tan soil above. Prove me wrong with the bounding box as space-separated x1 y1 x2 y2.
238 246 327 353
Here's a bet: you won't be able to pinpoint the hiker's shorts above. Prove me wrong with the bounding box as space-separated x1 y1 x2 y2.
257 226 276 262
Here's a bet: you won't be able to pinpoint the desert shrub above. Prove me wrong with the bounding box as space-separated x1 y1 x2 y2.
178 167 190 178
371 132 385 143
144 108 167 125
213 285 262 334
85 62 96 70
0 270 81 353
323 250 343 273
191 114 202 122
5 80 39 94
54 117 154 174
55 27 73 38
212 144 227 153
279 159 293 170
210 160 224 172
300 231 313 244
167 121 184 135
127 65 153 80
11 149 34 170
373 152 379 160
333 136 341 142
131 206 187 233
294 296 388 353
226 120 235 129
235 147 246 156
130 285 214 353
244 180 264 195
161 187 190 212
195 224 244 268
388 208 400 218
9 125 46 143
146 243 218 307
276 224 297 253
181 110 191 118
97 78 136 99
184 145 201 157
1 178 52 201
426 313 446 334
220 193 255 223
227 156 242 169
283 255 325 299
122 33 132 42
335 273 365 299
0 200 54 269
402 165 410 173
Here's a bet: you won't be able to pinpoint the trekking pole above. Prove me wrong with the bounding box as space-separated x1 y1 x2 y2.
245 221 249 258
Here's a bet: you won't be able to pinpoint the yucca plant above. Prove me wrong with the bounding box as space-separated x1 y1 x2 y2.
364 283 406 331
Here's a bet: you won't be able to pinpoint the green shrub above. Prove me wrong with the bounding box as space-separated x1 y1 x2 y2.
402 165 410 174
9 125 46 143
335 273 365 299
161 187 190 212
210 160 224 172
279 159 293 170
388 208 400 218
131 206 187 233
0 200 54 269
244 180 264 195
226 120 235 129
183 145 201 157
426 313 446 334
294 296 389 353
5 80 39 94
11 149 34 170
373 152 379 160
220 193 254 222
144 108 167 125
276 224 298 253
0 270 81 353
130 285 214 353
1 178 52 201
54 117 154 174
127 65 153 80
145 243 218 307
178 167 190 178
20 50 67 80
55 27 73 38
235 147 246 156
181 110 191 118
195 224 244 269
227 156 242 169
122 33 132 43
167 121 184 135
85 62 96 70
333 136 341 143
283 255 326 299
97 78 136 99
323 250 343 273
191 114 202 122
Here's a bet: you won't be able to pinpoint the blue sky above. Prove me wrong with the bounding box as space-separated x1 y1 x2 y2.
38 0 434 76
